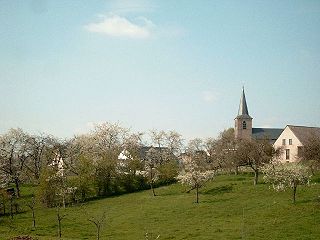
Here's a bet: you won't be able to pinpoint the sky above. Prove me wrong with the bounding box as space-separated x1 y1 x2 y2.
0 0 320 140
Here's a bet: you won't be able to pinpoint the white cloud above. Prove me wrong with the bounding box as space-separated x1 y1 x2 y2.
84 14 154 39
202 90 218 103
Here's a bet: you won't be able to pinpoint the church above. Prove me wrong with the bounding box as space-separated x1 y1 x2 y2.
234 88 320 163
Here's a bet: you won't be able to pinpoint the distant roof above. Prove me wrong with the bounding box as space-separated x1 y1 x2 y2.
252 128 283 142
288 125 320 145
236 87 252 119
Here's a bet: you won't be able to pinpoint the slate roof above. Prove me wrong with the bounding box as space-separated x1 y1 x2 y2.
252 128 283 143
235 87 252 119
288 125 320 145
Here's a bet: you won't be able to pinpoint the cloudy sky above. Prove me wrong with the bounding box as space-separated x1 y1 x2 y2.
1 0 320 140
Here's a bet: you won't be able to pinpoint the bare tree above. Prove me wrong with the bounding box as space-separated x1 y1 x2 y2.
165 131 183 156
26 196 36 228
88 211 106 240
25 134 57 182
187 138 204 152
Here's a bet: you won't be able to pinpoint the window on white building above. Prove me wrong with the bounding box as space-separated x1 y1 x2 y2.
282 139 286 145
289 139 292 145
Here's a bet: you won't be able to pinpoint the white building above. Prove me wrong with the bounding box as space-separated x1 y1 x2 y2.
273 125 320 162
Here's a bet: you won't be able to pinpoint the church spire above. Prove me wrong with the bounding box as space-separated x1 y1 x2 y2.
234 87 253 140
237 86 251 117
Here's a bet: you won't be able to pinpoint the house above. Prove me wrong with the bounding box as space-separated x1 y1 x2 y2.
234 88 320 162
234 87 283 143
273 125 320 162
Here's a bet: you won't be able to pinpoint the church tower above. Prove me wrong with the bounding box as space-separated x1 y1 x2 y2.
235 87 252 140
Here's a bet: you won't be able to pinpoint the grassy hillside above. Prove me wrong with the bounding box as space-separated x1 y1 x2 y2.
1 174 319 240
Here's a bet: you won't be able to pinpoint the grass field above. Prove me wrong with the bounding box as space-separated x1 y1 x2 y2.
0 173 319 240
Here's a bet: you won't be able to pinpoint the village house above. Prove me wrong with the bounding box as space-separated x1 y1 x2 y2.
234 88 320 162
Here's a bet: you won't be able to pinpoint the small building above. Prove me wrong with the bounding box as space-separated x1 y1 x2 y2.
273 125 320 162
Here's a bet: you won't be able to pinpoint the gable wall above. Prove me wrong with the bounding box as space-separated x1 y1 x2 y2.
273 126 303 162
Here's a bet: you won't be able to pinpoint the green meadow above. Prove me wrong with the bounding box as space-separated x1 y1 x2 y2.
1 174 319 240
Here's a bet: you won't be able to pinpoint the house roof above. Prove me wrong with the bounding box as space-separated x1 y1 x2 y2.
287 125 320 145
252 128 284 142
235 87 252 119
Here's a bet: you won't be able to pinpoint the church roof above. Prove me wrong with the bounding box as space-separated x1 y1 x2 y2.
287 125 320 145
252 128 283 142
235 87 252 119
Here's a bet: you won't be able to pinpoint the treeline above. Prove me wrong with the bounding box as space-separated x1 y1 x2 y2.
0 123 319 208
0 123 185 207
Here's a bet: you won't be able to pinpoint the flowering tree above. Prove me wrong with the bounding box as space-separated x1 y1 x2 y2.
262 163 311 203
0 128 31 197
144 148 160 196
177 153 214 203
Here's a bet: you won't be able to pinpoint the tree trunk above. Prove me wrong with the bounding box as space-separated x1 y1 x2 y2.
196 186 199 203
14 177 20 198
97 225 100 240
58 219 62 239
10 197 14 219
293 184 297 204
235 166 239 175
253 170 259 186
32 209 36 228
150 183 156 197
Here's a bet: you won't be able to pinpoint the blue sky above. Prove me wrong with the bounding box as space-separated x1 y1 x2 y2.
1 0 319 140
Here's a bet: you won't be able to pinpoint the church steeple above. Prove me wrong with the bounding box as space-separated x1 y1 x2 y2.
234 87 253 140
237 87 251 117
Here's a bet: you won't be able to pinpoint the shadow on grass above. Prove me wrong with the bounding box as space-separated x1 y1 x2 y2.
202 184 233 195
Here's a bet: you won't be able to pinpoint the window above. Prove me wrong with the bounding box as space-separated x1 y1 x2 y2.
242 121 247 129
289 139 292 145
285 149 290 160
282 139 286 145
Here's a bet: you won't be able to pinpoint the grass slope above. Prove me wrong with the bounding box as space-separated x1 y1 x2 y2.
0 174 319 240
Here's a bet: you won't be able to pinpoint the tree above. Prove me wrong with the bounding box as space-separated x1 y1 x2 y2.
56 206 67 239
91 122 128 196
26 196 36 229
262 163 311 203
65 135 96 201
300 134 320 175
206 128 239 172
149 130 166 164
24 134 57 183
165 131 183 156
177 150 214 203
144 148 160 196
0 128 31 197
234 139 279 185
88 211 106 240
